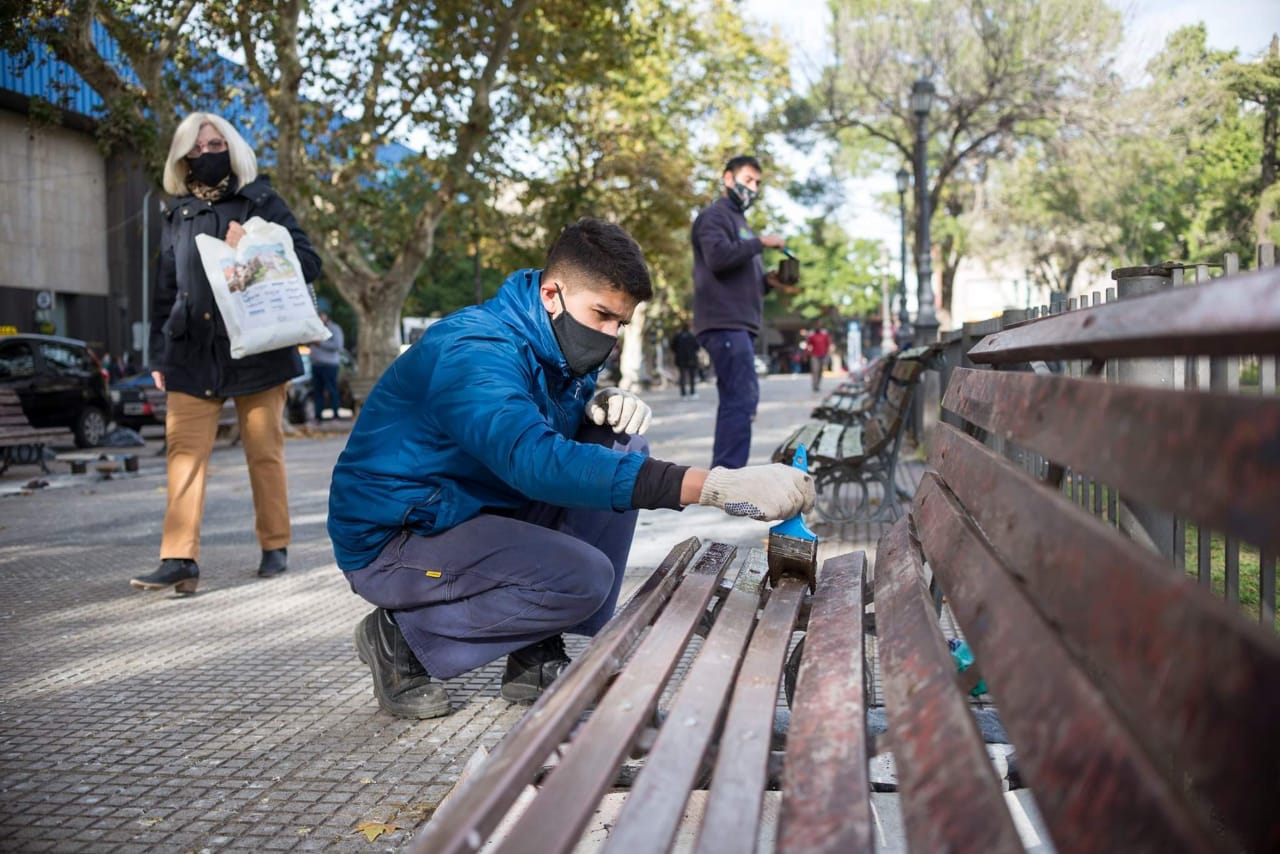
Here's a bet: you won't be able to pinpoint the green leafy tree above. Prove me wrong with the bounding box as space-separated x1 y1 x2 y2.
489 0 792 385
984 24 1265 284
793 0 1121 322
1225 35 1280 244
9 0 800 386
9 0 646 385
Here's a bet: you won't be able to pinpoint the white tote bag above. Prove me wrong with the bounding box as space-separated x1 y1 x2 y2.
195 216 330 359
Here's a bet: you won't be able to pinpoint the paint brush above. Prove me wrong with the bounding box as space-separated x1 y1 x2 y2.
767 443 819 590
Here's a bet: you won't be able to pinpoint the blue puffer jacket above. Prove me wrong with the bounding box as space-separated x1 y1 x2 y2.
327 268 647 571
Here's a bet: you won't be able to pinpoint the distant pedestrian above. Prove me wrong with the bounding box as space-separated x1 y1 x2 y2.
101 352 123 382
130 110 321 595
807 320 832 392
691 154 791 468
309 298 345 421
671 322 701 398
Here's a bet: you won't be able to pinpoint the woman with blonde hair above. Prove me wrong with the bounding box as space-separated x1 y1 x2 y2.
130 112 321 594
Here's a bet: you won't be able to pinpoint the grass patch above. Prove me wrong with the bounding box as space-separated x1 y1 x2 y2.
1060 479 1275 631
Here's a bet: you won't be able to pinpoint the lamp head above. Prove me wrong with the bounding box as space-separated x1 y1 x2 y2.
895 167 910 194
910 78 935 117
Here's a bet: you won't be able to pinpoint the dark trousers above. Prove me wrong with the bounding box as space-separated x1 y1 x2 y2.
697 329 758 469
312 362 340 419
678 364 697 396
345 424 645 679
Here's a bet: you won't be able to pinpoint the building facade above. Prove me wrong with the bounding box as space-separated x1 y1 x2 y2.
1 41 160 367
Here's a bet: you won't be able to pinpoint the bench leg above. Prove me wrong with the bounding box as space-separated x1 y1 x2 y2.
813 463 905 523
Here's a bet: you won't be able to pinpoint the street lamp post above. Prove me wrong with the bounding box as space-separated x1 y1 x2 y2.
894 166 911 349
910 78 938 345
878 272 893 355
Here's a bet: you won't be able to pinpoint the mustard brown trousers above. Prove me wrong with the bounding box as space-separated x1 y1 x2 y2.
160 383 291 561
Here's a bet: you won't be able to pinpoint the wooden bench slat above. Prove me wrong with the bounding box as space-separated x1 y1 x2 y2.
942 367 1280 550
776 551 873 854
494 541 735 854
966 264 1280 364
604 551 769 854
775 421 824 464
914 474 1225 850
836 424 864 460
0 429 69 441
411 538 707 854
931 425 1280 851
812 421 845 463
875 519 1025 854
694 575 807 854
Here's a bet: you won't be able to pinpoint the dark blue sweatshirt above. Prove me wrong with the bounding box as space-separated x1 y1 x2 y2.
691 195 768 336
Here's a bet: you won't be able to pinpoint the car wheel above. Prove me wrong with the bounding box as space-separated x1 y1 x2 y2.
75 407 108 448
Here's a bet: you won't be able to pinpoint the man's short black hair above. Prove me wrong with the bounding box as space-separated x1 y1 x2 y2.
724 155 762 176
545 217 653 302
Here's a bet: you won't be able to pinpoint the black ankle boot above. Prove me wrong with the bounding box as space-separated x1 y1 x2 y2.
257 548 287 577
354 608 450 718
130 559 199 595
501 635 570 703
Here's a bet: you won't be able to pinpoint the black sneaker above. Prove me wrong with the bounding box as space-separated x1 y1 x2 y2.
130 559 199 595
501 635 571 703
354 608 451 718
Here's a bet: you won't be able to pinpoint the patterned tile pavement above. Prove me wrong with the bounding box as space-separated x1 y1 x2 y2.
0 371 916 852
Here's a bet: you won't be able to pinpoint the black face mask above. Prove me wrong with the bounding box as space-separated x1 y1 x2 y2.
727 180 758 211
187 150 232 186
550 285 617 377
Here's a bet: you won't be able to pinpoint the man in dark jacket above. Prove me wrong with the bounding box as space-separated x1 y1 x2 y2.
671 322 701 398
692 155 788 468
329 218 814 718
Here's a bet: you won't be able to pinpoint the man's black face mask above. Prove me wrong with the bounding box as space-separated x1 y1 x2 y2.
727 179 758 211
550 284 617 377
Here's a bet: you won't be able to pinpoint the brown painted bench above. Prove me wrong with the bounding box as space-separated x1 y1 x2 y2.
774 345 939 522
405 266 1279 853
809 352 896 422
873 264 1280 851
407 539 871 853
0 387 74 474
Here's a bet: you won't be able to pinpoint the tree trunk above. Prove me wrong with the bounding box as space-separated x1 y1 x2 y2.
939 231 961 329
619 302 647 391
1259 93 1277 245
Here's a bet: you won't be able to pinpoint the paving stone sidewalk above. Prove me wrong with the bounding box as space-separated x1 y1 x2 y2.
0 372 880 852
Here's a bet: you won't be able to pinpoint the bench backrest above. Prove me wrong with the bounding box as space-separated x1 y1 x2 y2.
812 353 896 421
0 386 35 429
906 265 1280 851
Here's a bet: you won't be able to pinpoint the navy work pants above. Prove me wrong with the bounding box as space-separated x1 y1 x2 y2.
312 362 341 420
697 329 758 469
345 424 645 679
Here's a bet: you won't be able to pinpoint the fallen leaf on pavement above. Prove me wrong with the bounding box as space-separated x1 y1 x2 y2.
355 820 402 842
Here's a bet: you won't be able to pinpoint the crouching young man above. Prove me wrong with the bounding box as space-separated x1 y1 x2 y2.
327 218 814 718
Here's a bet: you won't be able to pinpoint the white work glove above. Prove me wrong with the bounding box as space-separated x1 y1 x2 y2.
586 388 652 435
698 464 816 521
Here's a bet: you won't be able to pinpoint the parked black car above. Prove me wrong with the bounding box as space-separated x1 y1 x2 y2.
0 333 111 447
110 372 166 430
286 346 356 424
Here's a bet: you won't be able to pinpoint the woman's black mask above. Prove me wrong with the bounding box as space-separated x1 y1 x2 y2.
187 150 232 186
550 284 617 376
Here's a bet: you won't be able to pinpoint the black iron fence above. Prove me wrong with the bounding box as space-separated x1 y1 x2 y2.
930 245 1279 629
